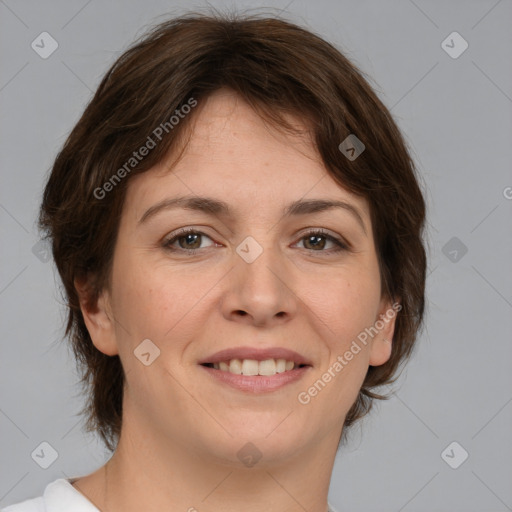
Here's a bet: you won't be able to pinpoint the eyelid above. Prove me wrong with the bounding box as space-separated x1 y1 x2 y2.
162 226 351 255
293 227 350 252
162 227 218 249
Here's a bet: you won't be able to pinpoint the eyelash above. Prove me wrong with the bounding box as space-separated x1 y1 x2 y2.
162 227 349 255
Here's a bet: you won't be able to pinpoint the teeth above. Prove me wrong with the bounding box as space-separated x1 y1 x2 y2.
258 359 276 376
276 359 287 373
241 359 259 376
211 358 301 376
229 358 242 374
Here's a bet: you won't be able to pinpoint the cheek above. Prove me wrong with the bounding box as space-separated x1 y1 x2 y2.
305 265 381 349
108 251 164 340
300 268 380 407
109 253 216 343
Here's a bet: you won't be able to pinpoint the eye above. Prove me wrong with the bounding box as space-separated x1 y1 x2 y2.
162 227 349 255
162 228 216 253
294 229 348 253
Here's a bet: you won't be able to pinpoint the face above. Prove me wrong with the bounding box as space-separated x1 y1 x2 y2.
82 88 396 466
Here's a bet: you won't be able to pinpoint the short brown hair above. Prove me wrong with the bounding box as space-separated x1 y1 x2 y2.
39 10 426 452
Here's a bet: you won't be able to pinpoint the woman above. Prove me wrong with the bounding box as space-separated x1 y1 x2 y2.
4 11 426 512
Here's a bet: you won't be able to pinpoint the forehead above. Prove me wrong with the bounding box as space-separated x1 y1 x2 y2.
125 89 370 225
184 89 315 154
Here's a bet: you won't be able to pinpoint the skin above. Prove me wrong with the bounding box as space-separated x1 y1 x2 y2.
73 88 397 512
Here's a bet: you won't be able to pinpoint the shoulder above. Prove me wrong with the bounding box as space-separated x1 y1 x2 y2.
2 478 99 512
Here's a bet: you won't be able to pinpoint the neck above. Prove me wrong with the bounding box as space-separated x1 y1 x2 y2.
102 409 340 512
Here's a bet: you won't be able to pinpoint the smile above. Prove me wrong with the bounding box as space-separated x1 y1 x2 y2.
199 360 311 393
201 358 305 376
198 346 313 392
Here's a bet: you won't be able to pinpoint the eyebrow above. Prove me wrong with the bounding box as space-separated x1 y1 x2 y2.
138 195 367 234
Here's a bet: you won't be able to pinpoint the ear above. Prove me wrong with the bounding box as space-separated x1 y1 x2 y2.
74 276 119 356
368 297 400 366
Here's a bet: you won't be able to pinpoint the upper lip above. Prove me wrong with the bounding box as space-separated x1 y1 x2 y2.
198 346 312 366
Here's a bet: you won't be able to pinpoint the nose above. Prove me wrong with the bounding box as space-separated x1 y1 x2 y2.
221 240 298 328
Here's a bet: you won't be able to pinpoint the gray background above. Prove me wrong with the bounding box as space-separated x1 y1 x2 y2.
1 0 511 511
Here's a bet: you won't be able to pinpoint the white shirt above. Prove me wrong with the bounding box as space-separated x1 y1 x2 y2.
2 478 338 511
1 478 99 512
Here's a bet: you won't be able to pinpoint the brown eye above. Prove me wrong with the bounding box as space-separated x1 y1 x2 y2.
295 230 348 253
163 229 215 253
176 232 202 250
303 234 328 250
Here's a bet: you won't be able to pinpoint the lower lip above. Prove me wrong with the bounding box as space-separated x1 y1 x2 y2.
199 365 311 393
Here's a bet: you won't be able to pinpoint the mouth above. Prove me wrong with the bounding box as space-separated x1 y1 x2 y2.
200 359 309 376
198 347 313 393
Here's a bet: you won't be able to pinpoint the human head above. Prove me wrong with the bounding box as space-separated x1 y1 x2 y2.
39 11 426 452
